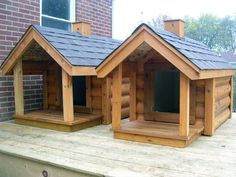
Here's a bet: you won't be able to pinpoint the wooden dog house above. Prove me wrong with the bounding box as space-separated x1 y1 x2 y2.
96 20 235 147
1 19 235 147
0 22 131 131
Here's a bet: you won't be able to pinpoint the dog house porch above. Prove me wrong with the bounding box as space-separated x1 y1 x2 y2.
15 110 102 132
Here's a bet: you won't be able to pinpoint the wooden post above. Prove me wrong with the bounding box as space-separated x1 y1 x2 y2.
230 76 234 118
129 72 136 121
179 72 190 137
86 76 91 108
112 64 122 130
55 65 62 108
62 69 74 122
13 60 24 116
102 77 112 124
43 70 48 110
144 71 154 113
190 81 196 124
204 78 215 135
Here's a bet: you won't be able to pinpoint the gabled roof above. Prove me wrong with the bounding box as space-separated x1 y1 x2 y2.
33 25 122 67
1 25 121 75
143 24 232 70
96 23 235 79
1 23 234 79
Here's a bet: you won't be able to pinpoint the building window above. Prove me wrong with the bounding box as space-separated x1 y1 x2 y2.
41 0 75 31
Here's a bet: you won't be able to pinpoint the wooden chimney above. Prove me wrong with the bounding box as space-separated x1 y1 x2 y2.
72 22 91 36
164 19 185 37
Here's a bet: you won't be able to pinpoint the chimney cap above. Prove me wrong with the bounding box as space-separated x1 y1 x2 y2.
164 19 185 37
163 19 185 23
71 21 91 36
72 21 90 25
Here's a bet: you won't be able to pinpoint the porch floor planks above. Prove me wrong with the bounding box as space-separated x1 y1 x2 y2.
21 110 101 123
14 110 102 131
118 120 203 140
0 115 235 176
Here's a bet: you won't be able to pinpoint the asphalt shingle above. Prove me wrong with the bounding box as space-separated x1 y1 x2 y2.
145 24 233 70
34 24 233 70
34 25 122 67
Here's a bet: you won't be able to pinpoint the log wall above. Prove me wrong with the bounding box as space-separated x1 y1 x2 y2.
92 75 130 123
91 77 102 112
110 77 130 119
46 62 62 110
214 77 231 129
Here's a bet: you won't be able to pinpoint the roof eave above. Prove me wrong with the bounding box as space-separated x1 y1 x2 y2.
199 69 236 80
72 66 97 76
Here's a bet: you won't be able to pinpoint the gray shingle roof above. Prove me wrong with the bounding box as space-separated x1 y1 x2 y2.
34 25 122 67
34 24 233 70
140 24 233 70
220 52 236 63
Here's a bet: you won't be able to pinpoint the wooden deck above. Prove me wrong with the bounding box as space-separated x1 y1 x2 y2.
15 110 102 132
0 114 236 177
115 120 204 147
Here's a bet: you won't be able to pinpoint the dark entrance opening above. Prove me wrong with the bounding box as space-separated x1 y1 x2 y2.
153 71 180 113
73 76 86 106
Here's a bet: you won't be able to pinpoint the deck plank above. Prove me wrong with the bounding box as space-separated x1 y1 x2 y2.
0 114 236 177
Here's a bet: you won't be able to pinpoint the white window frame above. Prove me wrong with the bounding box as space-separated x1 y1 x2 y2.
40 0 76 26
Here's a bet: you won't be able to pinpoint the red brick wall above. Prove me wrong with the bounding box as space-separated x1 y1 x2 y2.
0 0 113 121
0 0 41 121
76 0 112 37
0 0 40 62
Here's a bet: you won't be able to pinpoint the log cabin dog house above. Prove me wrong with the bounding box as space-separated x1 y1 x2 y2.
0 19 235 147
96 19 235 147
0 22 125 132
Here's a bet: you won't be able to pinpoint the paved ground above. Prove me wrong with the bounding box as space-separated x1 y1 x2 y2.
0 115 235 177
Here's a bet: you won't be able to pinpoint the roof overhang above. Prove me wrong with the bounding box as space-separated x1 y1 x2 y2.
96 25 235 80
0 26 96 76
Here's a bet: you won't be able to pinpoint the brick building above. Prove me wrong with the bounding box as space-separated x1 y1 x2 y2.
0 0 112 121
